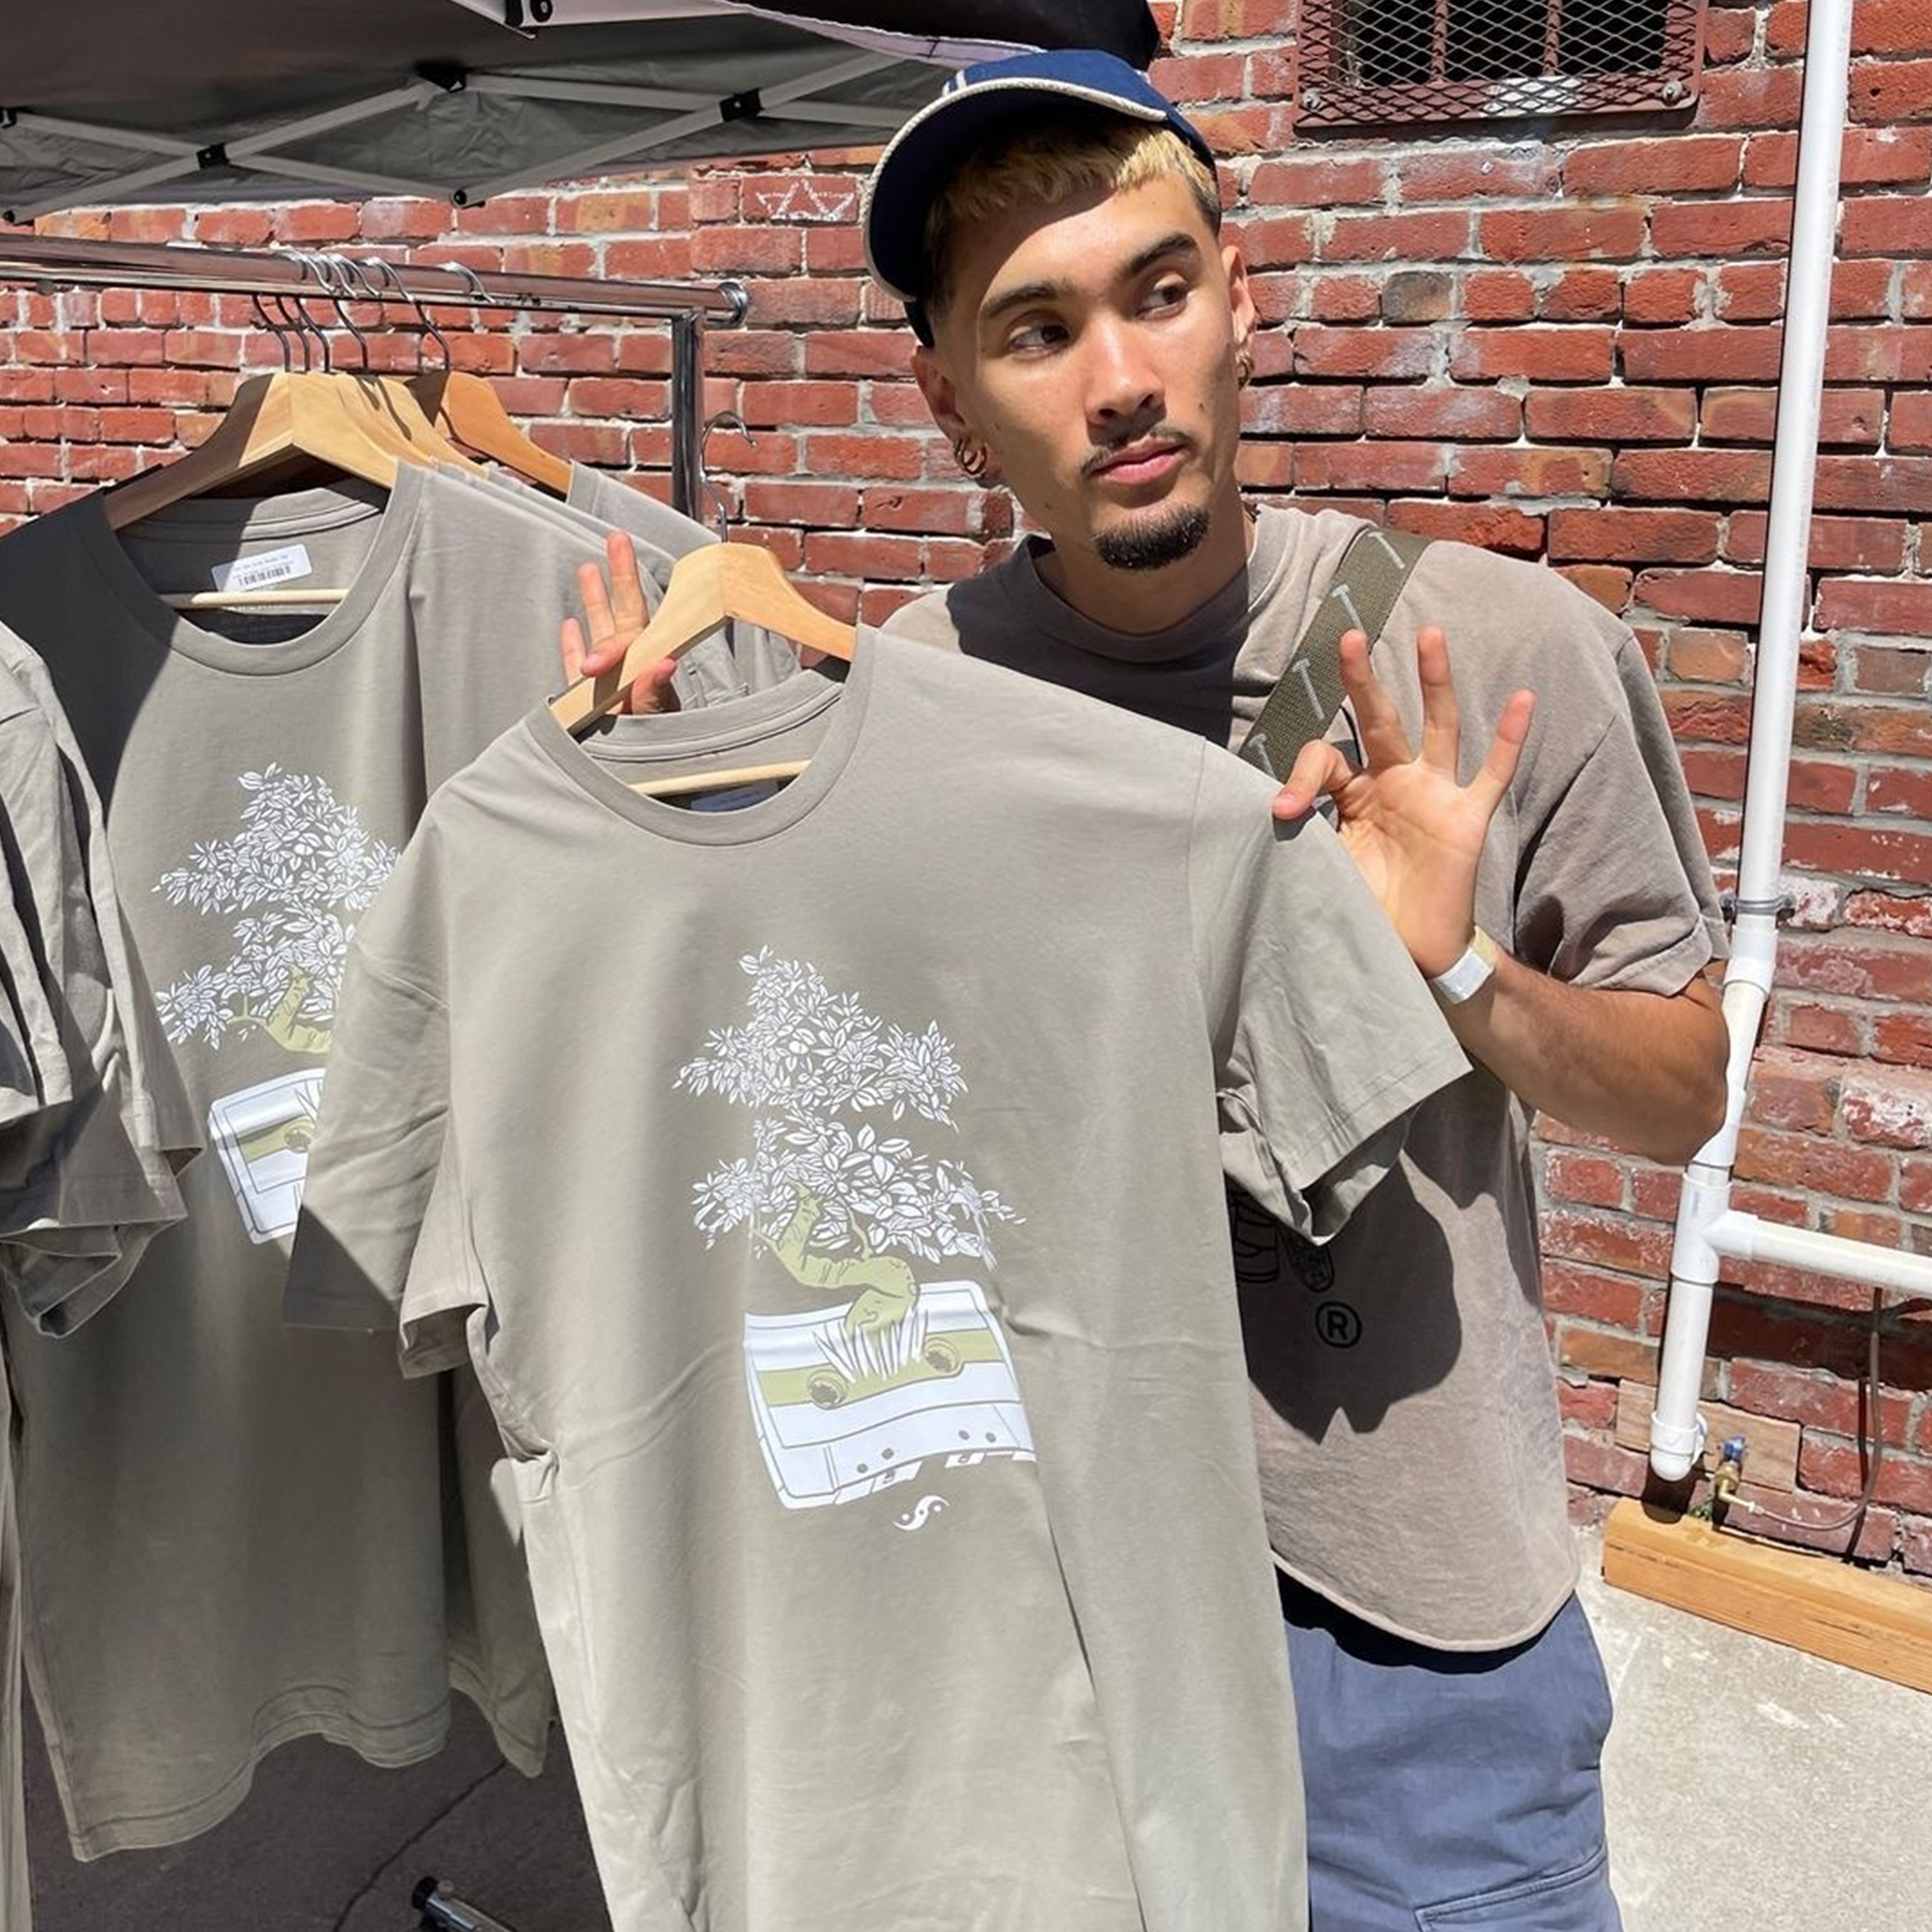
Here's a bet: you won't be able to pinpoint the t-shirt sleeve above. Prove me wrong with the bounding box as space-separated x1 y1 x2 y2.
284 830 476 1374
1186 747 1470 1240
1515 633 1725 993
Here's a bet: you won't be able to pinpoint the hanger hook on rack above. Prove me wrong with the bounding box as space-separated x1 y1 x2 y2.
357 255 451 377
281 251 334 374
250 290 296 373
332 254 390 372
441 262 492 374
314 252 374 374
267 292 313 372
699 410 751 536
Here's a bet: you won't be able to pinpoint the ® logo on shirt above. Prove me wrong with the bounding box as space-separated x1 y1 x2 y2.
677 950 1034 1520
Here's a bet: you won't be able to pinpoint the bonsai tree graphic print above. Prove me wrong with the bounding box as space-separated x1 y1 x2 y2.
152 764 398 1057
677 951 1020 1358
151 764 398 1245
680 951 1037 1516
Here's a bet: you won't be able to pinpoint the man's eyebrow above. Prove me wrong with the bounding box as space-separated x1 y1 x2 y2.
977 233 1205 328
1124 232 1203 279
979 276 1068 327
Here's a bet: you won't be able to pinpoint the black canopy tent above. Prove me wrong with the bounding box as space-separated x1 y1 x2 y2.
1 0 1160 218
1 0 1159 512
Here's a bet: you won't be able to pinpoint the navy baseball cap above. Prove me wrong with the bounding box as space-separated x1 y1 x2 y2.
863 49 1220 336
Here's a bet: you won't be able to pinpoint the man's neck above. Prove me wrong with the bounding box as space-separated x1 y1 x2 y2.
1035 492 1256 637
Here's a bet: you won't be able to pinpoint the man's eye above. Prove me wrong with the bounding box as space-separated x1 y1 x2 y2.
1144 280 1188 315
1009 321 1067 354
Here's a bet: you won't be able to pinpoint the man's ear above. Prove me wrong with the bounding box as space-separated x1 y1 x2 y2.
912 342 973 442
913 342 1004 487
1222 237 1258 364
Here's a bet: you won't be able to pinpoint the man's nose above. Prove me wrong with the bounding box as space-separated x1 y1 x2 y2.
1084 317 1163 427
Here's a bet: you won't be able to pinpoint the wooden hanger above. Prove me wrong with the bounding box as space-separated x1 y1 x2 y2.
549 543 855 801
107 372 399 530
412 370 572 496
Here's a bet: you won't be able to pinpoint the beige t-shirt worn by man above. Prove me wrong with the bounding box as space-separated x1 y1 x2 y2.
885 505 1724 1649
288 638 1470 1932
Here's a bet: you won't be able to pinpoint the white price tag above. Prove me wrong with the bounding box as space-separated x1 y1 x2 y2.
211 544 315 592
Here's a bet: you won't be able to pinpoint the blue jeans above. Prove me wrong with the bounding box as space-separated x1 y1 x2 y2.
1281 1578 1623 1931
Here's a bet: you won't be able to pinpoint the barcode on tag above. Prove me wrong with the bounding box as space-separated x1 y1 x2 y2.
211 544 314 592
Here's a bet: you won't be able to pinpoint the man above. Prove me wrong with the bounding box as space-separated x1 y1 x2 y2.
570 50 1729 1931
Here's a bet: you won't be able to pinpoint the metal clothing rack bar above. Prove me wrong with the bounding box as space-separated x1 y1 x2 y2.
0 234 749 515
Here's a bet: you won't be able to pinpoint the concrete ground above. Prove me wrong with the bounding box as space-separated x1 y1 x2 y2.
1581 1536 1932 1932
22 1529 1931 1929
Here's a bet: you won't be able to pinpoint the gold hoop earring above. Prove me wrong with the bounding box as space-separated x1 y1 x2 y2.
1235 344 1255 389
952 434 992 483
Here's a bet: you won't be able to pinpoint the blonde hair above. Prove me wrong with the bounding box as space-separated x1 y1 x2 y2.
922 113 1221 322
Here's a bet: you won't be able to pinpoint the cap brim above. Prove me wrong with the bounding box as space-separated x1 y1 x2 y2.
862 76 1169 303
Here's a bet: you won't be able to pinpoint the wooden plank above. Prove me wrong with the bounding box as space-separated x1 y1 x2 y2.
1612 1381 1803 1494
1602 1498 1932 1696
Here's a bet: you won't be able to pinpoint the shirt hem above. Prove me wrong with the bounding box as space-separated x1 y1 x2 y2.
1269 1544 1583 1654
1572 920 1716 1000
50 1690 453 1861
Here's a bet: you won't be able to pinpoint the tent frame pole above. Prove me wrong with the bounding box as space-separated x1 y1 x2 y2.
0 235 748 516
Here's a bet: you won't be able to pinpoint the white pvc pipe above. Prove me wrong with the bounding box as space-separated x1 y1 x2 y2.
1650 0 1856 1482
1707 1211 1932 1297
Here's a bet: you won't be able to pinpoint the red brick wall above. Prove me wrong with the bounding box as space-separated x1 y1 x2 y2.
4 0 1931 1578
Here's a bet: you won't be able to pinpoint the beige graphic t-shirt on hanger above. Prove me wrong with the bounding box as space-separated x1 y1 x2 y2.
0 465 661 1852
289 638 1469 1932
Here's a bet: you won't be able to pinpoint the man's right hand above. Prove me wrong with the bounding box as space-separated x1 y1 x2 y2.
557 529 681 716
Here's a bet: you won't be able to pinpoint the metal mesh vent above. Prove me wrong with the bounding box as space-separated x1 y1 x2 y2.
1297 0 1707 128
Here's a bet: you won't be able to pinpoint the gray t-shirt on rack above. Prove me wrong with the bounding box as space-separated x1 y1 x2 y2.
885 506 1724 1647
565 464 800 694
0 645 196 1331
287 637 1469 1932
0 464 650 1852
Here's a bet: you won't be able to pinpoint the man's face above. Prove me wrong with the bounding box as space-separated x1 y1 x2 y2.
918 169 1254 576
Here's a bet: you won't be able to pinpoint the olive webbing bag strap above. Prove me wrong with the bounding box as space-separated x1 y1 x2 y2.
1235 526 1433 781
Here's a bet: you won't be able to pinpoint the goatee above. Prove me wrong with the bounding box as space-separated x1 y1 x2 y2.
1094 504 1212 573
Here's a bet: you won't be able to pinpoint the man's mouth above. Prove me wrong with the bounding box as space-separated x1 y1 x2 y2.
1089 439 1187 487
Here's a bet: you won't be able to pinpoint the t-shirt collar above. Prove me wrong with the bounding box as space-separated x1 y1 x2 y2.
526 633 874 848
993 509 1298 667
69 467 423 677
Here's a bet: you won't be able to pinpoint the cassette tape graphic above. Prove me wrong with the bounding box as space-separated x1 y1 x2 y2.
744 1281 1036 1511
207 1066 326 1244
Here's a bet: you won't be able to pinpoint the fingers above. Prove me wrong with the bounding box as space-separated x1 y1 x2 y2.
624 656 682 718
575 557 620 673
1415 625 1461 777
1271 737 1359 822
1464 687 1536 819
1337 629 1413 770
559 614 586 686
607 528 648 636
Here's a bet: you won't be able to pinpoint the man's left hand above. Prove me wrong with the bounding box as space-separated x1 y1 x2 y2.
1271 626 1534 980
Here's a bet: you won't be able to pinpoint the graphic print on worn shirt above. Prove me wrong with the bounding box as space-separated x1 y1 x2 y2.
153 765 398 1242
677 950 1033 1516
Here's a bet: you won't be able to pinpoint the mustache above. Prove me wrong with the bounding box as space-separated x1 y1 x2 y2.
1083 422 1196 477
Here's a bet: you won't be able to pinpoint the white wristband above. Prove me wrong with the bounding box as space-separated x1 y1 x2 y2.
1428 926 1499 1006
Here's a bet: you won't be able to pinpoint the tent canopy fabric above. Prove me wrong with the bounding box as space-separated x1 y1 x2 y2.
0 1 1161 219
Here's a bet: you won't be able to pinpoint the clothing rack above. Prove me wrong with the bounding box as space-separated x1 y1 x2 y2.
0 230 753 1932
0 234 750 516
